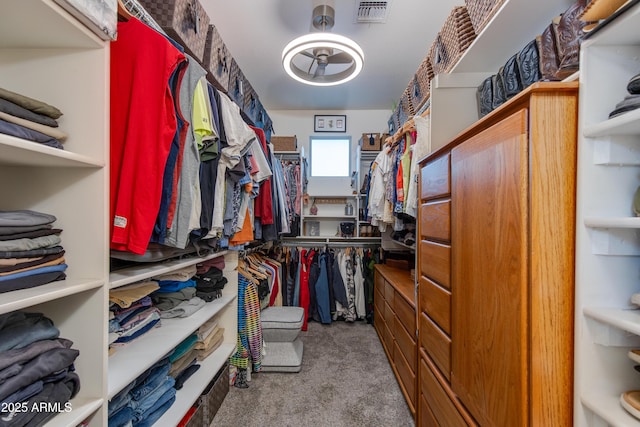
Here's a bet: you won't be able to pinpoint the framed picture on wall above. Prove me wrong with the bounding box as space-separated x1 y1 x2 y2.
314 115 347 133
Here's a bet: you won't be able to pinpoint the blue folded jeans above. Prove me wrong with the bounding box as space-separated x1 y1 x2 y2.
133 393 176 427
131 376 175 421
129 360 171 401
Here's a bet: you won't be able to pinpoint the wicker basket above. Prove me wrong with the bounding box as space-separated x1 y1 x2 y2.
271 135 298 152
137 0 211 62
202 362 229 425
414 55 434 109
399 87 415 125
203 24 230 92
227 58 245 108
464 0 506 34
435 6 477 73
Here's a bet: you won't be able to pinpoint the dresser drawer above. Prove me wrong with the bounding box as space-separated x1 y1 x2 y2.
374 308 384 340
420 152 450 200
420 356 474 426
420 200 450 242
420 312 450 381
420 240 451 290
395 314 417 373
374 285 384 314
384 300 395 324
394 293 416 336
384 279 396 303
384 314 395 352
420 276 451 335
394 341 416 408
420 392 438 427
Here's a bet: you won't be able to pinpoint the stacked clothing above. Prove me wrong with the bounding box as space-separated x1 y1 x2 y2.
151 266 205 319
193 316 224 362
109 281 161 352
192 266 227 302
0 210 67 293
0 311 80 427
108 358 176 427
168 334 199 380
610 71 640 118
0 87 67 149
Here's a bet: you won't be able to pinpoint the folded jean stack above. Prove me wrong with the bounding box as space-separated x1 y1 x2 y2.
108 358 177 427
0 311 80 427
609 71 640 118
0 87 67 149
108 314 225 427
0 210 68 294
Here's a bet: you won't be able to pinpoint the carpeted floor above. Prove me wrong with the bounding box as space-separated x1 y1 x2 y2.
212 320 415 427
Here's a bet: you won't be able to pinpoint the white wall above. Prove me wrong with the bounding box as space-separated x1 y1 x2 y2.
269 109 390 196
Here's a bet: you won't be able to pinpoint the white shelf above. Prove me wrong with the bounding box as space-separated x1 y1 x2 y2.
582 392 640 427
109 251 227 289
584 109 640 138
303 215 357 220
0 0 104 49
107 295 236 399
584 307 640 343
0 278 104 316
156 343 235 426
0 133 104 168
451 0 575 73
44 397 103 427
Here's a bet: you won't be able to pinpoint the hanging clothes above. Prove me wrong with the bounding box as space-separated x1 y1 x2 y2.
110 18 186 255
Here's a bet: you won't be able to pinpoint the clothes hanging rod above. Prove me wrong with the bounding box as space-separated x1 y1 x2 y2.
278 240 380 248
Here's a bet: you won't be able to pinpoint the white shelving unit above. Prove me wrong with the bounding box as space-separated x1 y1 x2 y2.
107 251 238 424
575 2 640 425
0 0 110 425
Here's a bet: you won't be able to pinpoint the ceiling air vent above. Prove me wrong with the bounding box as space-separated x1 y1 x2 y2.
354 1 391 23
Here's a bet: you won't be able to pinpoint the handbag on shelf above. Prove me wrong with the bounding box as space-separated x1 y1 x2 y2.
339 222 355 238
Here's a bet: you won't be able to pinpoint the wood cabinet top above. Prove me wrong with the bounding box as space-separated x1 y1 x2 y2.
375 264 415 307
419 81 579 165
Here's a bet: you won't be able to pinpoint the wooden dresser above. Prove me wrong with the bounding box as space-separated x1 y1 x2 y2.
374 264 417 417
417 82 578 426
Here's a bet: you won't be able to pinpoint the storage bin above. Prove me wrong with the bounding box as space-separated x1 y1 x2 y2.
464 0 506 34
203 24 230 92
137 0 211 63
202 362 229 425
361 133 382 151
228 57 245 108
271 135 298 152
437 6 477 73
414 56 434 110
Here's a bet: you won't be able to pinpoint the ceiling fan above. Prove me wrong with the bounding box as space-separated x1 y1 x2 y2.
282 4 365 86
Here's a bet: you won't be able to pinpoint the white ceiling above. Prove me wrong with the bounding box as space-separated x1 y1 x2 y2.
201 0 462 111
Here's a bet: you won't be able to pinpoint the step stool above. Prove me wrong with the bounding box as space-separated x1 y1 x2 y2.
260 306 304 373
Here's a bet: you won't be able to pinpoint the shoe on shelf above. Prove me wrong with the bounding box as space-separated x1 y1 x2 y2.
629 349 640 364
621 390 640 420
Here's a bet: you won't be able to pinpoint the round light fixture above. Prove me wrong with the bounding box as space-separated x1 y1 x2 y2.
282 31 364 86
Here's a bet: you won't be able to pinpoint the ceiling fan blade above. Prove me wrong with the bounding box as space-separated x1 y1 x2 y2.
313 63 327 78
327 51 353 64
307 57 317 75
300 50 316 59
